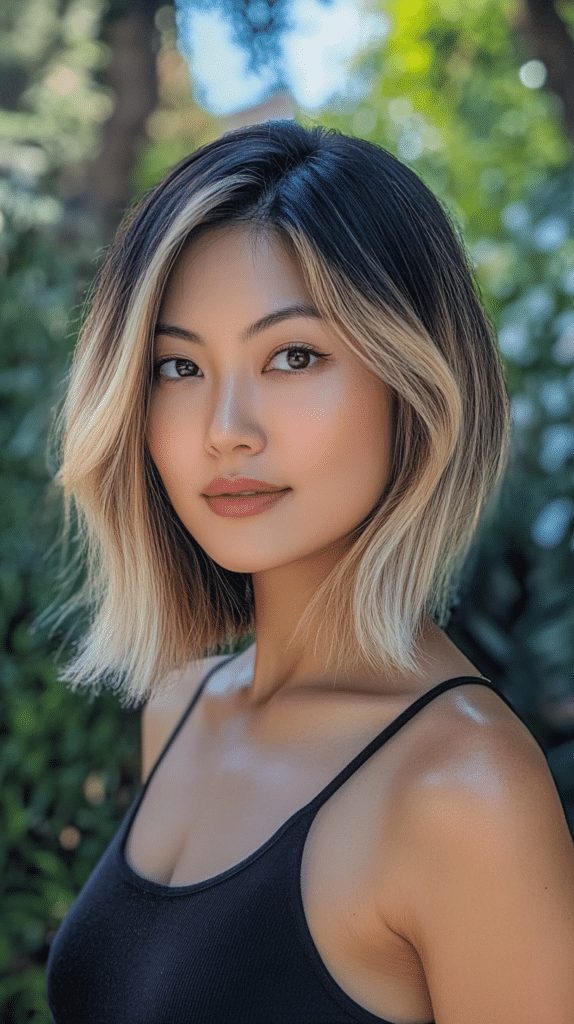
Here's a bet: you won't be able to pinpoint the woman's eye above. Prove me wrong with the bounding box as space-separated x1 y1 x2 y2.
155 358 198 379
267 345 324 372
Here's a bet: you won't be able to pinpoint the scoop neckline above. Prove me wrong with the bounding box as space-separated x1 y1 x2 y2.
115 674 496 896
116 779 326 894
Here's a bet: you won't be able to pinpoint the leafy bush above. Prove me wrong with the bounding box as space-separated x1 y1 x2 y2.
446 167 574 806
0 180 145 1023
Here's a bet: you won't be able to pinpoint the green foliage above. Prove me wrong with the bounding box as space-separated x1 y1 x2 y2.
336 0 570 228
0 0 112 172
453 170 574 774
0 182 144 1022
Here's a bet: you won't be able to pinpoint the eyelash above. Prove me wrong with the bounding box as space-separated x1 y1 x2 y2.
153 343 329 381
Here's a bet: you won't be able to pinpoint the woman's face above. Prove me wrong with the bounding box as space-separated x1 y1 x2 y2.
147 226 393 576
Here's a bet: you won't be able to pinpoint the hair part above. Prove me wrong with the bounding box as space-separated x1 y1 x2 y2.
43 120 511 706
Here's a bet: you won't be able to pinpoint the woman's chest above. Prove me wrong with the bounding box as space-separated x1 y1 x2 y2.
125 699 434 1024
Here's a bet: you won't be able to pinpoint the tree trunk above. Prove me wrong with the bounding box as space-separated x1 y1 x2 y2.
522 0 574 147
85 5 159 238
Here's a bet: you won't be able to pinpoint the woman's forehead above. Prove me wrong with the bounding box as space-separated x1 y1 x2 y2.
161 226 310 313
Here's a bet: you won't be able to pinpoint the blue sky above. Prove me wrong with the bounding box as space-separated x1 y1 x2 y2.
175 0 389 116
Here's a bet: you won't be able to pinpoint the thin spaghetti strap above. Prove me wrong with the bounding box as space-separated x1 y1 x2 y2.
299 676 521 815
142 652 241 793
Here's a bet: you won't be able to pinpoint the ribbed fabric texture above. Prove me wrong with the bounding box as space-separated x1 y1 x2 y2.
46 659 517 1024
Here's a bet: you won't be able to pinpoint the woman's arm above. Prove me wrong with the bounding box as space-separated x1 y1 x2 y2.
383 716 574 1024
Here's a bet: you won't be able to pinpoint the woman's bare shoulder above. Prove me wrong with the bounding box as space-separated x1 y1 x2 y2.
140 654 231 782
390 679 548 811
380 683 574 1024
382 680 568 924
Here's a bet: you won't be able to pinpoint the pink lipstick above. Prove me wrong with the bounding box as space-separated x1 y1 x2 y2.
204 490 290 517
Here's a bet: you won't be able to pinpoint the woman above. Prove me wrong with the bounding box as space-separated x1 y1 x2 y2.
46 121 574 1023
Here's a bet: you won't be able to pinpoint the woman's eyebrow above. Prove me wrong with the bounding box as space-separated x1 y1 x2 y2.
154 302 322 346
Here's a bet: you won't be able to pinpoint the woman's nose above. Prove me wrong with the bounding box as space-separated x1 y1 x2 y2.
203 376 265 454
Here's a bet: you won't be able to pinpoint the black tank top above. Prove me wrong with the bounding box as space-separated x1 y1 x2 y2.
46 657 520 1024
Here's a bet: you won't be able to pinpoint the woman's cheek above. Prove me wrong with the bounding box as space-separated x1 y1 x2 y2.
146 394 180 469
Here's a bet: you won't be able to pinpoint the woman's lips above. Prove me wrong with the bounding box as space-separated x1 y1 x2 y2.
204 489 290 517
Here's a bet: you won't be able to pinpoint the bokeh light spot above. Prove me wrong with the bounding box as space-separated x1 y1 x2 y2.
83 772 105 805
519 60 547 89
59 825 81 850
531 497 574 547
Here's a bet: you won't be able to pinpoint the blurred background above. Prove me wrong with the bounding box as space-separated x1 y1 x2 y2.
1 0 574 1019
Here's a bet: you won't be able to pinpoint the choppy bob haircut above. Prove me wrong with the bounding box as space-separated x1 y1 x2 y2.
48 120 511 707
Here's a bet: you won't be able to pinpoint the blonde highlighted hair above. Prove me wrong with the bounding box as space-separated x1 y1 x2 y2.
45 121 511 706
